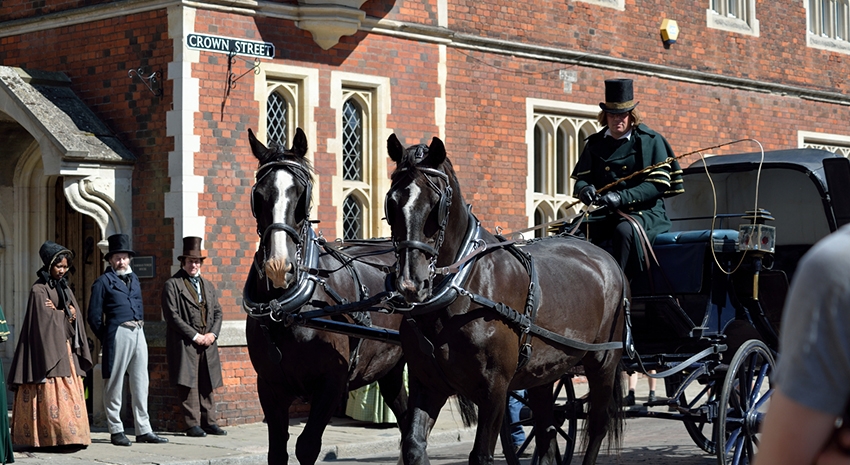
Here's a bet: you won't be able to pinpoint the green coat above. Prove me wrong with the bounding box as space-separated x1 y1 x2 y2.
571 123 684 244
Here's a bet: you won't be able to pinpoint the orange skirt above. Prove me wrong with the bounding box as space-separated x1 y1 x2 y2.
11 342 90 447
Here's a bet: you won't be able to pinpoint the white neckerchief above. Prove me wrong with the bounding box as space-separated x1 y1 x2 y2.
604 128 632 140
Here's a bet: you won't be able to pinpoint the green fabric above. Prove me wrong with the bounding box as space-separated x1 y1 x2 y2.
0 306 14 463
571 123 684 244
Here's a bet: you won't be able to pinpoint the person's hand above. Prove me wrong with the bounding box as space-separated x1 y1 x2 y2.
598 191 622 210
578 185 598 206
69 304 77 321
45 299 57 310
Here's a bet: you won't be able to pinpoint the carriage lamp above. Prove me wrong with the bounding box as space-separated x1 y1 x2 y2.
738 209 776 301
660 18 679 46
738 209 776 254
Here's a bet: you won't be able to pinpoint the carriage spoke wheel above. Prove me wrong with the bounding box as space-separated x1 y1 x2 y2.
715 339 775 465
500 375 579 465
681 375 720 453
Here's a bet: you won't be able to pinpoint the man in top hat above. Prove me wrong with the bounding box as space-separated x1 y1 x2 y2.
568 79 684 406
569 78 684 274
88 234 169 446
161 237 226 437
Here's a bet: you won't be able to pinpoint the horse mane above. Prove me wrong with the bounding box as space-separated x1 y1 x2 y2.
390 143 458 188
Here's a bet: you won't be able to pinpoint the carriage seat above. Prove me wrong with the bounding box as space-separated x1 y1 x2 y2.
630 229 740 347
653 229 739 250
632 229 739 296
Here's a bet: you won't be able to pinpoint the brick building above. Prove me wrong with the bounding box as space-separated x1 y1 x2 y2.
0 0 847 429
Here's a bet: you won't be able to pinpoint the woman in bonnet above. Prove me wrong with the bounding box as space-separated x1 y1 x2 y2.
7 241 92 450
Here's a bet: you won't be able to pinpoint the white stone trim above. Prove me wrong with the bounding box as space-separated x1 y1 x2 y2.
706 1 760 37
165 5 205 272
329 72 392 239
525 98 599 231
571 0 625 11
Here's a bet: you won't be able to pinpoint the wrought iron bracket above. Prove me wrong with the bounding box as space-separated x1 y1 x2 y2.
221 52 261 120
128 68 162 97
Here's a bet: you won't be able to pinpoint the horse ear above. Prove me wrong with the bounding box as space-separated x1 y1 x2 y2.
291 128 308 158
387 134 404 163
248 128 271 163
427 137 447 166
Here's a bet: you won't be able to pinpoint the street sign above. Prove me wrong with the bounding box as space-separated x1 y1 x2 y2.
187 33 275 59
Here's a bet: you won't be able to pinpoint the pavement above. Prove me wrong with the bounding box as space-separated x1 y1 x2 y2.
9 377 670 465
9 399 476 465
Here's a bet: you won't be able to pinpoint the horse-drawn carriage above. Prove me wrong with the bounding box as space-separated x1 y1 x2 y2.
501 148 850 465
241 128 850 465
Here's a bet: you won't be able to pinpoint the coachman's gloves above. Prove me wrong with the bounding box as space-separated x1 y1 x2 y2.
579 185 598 206
598 191 622 210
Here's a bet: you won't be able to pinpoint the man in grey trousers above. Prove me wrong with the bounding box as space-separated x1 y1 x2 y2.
88 234 169 446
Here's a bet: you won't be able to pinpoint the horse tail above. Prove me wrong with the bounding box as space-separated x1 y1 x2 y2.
455 394 478 427
607 360 626 453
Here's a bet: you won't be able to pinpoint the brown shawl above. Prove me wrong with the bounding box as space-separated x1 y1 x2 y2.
8 278 93 386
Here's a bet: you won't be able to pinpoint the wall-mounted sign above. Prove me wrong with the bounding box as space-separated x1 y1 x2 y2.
187 33 275 59
132 256 155 279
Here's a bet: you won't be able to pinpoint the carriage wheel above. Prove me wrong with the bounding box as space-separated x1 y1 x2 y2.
501 391 532 465
500 374 579 465
715 339 775 465
681 376 721 453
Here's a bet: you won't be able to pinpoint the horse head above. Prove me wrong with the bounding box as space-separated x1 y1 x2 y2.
248 127 312 290
385 134 465 303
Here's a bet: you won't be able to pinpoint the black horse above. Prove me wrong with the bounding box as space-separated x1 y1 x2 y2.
244 128 406 465
384 134 627 465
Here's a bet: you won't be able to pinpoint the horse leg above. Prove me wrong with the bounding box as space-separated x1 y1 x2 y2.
527 382 558 465
400 375 447 465
467 389 506 465
580 351 624 465
295 383 345 465
377 360 409 432
258 376 294 465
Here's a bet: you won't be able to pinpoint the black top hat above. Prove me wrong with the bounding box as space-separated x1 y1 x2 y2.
178 236 207 260
105 234 135 260
39 241 73 269
599 79 639 114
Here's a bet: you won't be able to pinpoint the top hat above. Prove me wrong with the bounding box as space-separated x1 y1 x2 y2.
39 240 74 268
105 234 135 260
599 79 639 114
178 236 207 260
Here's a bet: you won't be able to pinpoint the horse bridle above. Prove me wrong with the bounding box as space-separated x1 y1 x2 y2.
251 159 313 280
386 166 453 274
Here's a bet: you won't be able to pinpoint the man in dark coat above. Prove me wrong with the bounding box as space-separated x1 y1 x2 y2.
571 78 684 277
161 236 225 437
88 234 169 446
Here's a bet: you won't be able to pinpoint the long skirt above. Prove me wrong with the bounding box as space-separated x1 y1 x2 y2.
345 367 408 424
0 350 13 463
11 343 90 447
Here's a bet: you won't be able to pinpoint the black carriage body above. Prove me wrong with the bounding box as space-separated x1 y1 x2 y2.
628 148 850 357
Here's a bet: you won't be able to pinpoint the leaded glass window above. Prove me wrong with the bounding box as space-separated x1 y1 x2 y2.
267 92 288 147
343 100 363 181
343 195 363 240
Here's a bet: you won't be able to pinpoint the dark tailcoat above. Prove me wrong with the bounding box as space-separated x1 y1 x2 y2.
87 268 144 378
161 269 223 389
572 123 684 243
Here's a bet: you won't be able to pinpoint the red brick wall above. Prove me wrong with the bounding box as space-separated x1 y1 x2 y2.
0 0 114 22
148 346 266 430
